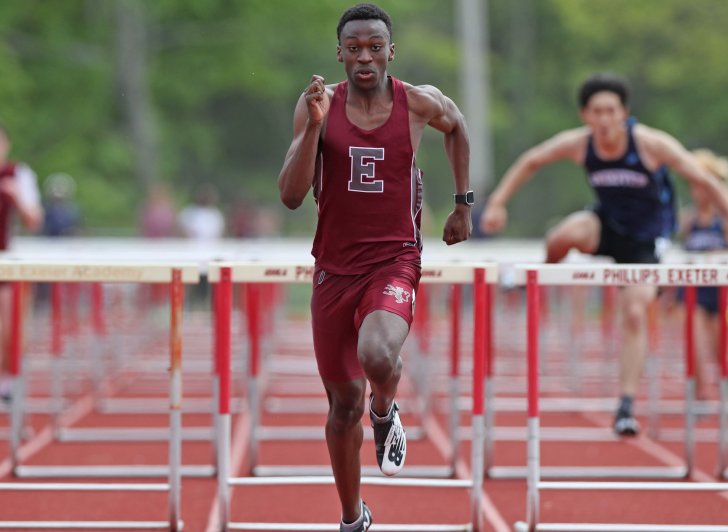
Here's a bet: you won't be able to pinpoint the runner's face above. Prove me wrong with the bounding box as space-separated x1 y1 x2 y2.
580 91 628 142
337 19 394 90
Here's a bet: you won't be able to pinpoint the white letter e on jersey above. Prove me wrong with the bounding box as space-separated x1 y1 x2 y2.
348 147 384 193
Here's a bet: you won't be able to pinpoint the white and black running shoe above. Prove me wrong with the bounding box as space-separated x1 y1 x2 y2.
0 377 12 404
339 501 372 532
613 396 640 436
370 395 406 476
613 412 640 436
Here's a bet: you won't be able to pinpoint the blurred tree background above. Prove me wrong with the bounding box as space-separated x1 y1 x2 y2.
1 0 727 237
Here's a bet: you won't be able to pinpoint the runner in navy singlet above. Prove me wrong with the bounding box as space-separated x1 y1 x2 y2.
479 73 728 436
278 4 472 530
586 118 677 262
0 124 44 401
677 149 728 399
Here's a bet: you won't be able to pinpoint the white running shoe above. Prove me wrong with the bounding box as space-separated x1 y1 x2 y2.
613 412 640 436
339 501 372 532
370 395 406 476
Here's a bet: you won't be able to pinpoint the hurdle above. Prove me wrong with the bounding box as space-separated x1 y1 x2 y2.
719 286 728 480
512 263 728 532
672 254 728 479
14 276 219 473
53 281 223 446
485 261 718 480
0 260 198 530
14 275 216 478
209 261 496 532
222 262 475 480
39 282 107 435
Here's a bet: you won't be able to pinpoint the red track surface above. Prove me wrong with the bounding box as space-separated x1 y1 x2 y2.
1 289 728 531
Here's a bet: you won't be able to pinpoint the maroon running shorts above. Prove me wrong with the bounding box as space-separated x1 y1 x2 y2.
311 260 421 382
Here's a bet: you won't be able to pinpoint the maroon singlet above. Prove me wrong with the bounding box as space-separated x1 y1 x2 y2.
312 76 422 274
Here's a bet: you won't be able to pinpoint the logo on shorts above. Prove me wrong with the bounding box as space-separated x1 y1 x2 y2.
383 284 410 304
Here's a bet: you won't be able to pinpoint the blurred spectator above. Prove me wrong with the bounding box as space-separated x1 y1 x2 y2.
178 183 225 241
229 195 284 238
0 123 43 400
229 195 257 237
42 172 81 237
178 183 225 306
676 149 728 400
136 183 177 308
252 206 282 237
139 182 176 238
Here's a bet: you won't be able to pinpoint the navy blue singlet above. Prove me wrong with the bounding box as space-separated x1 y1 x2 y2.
584 119 676 242
684 216 726 252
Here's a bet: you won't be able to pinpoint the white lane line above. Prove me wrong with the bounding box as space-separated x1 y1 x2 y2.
205 410 251 532
0 394 95 478
582 411 728 503
422 414 512 532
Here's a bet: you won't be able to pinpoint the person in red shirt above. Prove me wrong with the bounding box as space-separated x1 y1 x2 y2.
278 4 472 530
0 124 43 400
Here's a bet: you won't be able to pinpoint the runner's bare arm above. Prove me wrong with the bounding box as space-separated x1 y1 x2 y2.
409 85 471 245
482 129 586 233
278 75 331 210
651 130 728 221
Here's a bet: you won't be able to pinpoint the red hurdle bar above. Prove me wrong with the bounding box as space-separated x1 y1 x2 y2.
684 286 697 476
218 269 232 418
169 269 183 531
216 267 233 530
449 284 461 469
526 269 540 532
483 282 495 473
719 287 728 479
245 282 261 471
91 283 105 336
8 282 23 471
471 267 486 532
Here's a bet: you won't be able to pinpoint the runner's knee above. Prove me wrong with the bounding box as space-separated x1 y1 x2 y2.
358 339 399 384
328 398 365 433
622 300 647 334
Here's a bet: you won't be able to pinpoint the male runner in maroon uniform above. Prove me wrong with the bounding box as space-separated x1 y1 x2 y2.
278 4 471 530
0 124 44 400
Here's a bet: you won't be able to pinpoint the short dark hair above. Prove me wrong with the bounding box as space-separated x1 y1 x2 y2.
337 3 393 43
578 73 630 108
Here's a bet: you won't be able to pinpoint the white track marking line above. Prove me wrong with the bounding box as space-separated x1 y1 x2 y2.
582 411 728 503
205 410 251 532
0 394 95 478
422 414 511 532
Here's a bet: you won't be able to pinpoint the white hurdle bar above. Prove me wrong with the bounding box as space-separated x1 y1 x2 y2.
209 261 497 532
0 260 198 531
511 263 728 532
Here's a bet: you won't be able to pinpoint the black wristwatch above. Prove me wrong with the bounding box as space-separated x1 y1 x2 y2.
454 190 474 206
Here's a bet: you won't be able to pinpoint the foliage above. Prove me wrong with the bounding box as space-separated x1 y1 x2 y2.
1 0 727 236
